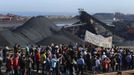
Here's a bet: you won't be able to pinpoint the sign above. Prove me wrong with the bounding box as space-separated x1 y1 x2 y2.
85 30 112 48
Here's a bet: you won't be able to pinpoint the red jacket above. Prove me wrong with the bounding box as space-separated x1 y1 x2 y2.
13 57 19 70
35 52 40 62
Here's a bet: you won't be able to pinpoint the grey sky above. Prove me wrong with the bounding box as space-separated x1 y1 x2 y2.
0 0 133 14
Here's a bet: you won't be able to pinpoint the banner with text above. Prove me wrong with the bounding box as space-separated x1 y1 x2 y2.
85 30 112 48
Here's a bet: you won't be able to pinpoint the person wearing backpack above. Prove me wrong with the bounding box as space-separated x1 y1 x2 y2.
76 55 85 75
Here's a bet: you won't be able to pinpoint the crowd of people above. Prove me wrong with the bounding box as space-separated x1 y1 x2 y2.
0 43 134 75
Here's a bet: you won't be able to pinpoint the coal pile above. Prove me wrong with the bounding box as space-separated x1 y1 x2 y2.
0 16 83 47
13 16 60 43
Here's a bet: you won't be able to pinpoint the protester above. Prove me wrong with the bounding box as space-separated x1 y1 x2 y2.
25 55 33 75
126 52 132 69
51 54 58 75
6 54 13 75
77 55 85 75
95 57 101 73
3 45 9 63
0 55 2 75
45 54 51 75
102 57 111 72
13 54 19 75
19 54 25 75
35 50 40 72
40 50 46 74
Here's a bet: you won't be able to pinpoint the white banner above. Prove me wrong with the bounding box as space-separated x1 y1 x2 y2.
85 30 112 48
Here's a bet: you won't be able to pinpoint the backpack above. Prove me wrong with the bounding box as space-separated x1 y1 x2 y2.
77 58 85 65
51 58 57 68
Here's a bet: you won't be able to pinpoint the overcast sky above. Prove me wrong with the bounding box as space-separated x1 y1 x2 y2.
0 0 133 14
